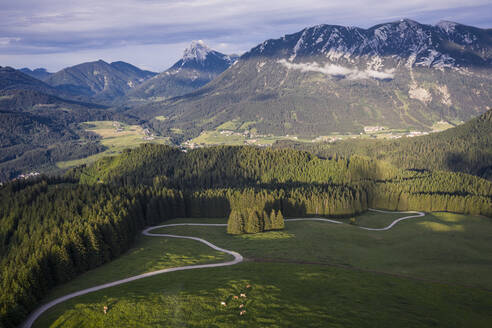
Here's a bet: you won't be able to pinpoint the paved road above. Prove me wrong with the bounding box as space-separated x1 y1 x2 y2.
286 209 425 231
21 223 242 328
21 209 424 328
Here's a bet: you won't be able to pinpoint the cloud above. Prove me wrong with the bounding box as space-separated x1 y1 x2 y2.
0 37 21 46
1 0 490 71
277 59 395 80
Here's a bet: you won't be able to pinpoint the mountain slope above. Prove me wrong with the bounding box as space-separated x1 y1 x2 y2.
134 20 491 140
0 67 113 181
125 41 238 102
275 109 492 180
0 66 59 94
45 60 157 103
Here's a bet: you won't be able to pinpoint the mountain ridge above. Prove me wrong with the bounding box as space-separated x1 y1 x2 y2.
124 40 238 102
44 60 157 103
132 19 491 141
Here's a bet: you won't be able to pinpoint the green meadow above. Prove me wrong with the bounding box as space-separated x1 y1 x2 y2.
56 121 169 169
34 211 492 327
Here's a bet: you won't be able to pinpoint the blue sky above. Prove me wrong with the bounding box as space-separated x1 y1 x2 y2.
1 0 491 72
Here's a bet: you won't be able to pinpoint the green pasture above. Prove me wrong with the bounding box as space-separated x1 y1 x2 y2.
34 211 492 327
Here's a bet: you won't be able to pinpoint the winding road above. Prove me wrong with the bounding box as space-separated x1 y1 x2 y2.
285 209 425 231
22 209 424 328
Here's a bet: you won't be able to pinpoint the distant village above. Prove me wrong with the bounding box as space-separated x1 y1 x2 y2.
181 125 433 149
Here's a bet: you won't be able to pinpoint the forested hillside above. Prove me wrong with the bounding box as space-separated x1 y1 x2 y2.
0 67 116 181
274 109 492 180
1 145 491 327
71 145 491 217
0 89 112 181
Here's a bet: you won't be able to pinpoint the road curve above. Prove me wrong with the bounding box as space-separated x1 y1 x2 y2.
21 223 241 328
285 209 425 231
22 209 424 328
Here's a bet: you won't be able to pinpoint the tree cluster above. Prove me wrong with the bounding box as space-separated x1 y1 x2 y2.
227 209 284 235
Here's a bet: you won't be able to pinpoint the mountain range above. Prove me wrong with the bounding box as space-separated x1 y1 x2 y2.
1 19 491 180
134 19 491 140
124 40 238 103
0 40 239 180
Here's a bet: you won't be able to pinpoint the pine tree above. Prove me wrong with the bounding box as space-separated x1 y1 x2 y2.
244 209 261 234
265 210 275 231
227 210 243 235
273 210 285 230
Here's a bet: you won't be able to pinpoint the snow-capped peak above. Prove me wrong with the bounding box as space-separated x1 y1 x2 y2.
183 40 212 62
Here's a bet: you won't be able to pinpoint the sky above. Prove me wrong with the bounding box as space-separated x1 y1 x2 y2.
1 0 491 73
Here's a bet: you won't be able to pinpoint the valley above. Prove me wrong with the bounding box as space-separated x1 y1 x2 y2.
184 120 453 148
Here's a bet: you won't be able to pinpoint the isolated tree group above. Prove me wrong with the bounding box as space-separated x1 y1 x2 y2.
227 208 284 234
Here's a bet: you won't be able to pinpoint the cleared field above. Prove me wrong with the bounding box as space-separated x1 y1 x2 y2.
35 262 492 328
56 121 169 169
190 130 311 146
155 212 492 289
34 211 492 327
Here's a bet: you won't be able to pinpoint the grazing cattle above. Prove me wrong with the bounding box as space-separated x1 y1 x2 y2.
103 306 108 314
221 302 227 306
240 310 246 315
233 295 239 299
240 293 246 298
239 304 244 308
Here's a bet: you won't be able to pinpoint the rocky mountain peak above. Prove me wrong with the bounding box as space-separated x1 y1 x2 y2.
183 40 213 62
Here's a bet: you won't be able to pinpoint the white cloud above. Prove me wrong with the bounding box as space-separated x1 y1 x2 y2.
0 37 21 46
277 59 395 80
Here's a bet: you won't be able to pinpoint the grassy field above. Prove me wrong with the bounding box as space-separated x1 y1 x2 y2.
190 130 312 146
42 228 231 303
155 212 492 289
34 211 492 327
56 121 169 169
188 126 453 146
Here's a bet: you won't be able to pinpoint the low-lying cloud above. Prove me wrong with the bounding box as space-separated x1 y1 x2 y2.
277 59 395 80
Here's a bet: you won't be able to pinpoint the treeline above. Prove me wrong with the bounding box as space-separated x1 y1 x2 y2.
274 109 492 180
370 172 491 215
70 144 491 217
71 144 389 187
